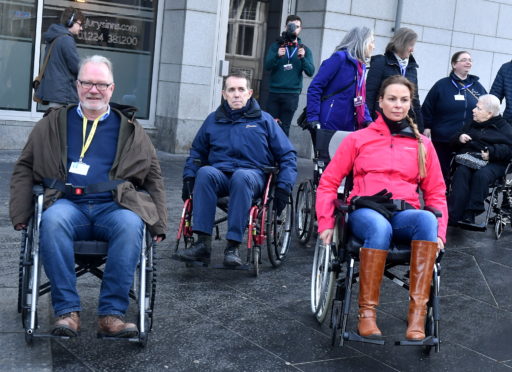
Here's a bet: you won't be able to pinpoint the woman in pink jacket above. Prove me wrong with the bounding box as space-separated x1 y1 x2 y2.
316 75 447 342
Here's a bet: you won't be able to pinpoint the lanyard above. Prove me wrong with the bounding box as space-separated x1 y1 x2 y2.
356 64 366 95
451 79 473 92
79 115 102 161
285 44 298 61
399 64 407 76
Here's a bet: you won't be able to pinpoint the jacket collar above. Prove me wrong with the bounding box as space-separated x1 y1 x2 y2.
385 51 418 68
215 98 261 122
371 112 416 139
449 71 480 84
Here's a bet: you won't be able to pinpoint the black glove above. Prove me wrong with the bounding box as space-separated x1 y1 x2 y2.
273 187 290 215
181 177 195 201
302 120 320 131
351 189 396 220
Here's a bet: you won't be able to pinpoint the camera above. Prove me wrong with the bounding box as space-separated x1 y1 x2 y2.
280 22 298 43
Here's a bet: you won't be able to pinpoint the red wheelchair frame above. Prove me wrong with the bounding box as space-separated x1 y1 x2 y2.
174 168 293 276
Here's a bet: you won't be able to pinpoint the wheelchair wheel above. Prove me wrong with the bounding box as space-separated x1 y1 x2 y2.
294 180 315 245
252 246 260 277
137 236 157 346
311 238 336 323
18 218 38 331
267 194 293 267
495 216 505 239
423 302 435 355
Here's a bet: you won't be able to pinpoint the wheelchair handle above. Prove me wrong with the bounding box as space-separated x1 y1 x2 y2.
32 185 44 196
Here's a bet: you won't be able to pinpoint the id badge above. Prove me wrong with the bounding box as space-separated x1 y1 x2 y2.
354 96 364 107
69 161 90 176
454 94 465 101
283 63 293 71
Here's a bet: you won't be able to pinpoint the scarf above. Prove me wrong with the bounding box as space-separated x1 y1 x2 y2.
222 99 250 121
355 61 367 129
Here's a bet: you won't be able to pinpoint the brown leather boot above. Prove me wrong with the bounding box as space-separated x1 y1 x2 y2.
357 248 388 338
52 311 80 337
97 315 138 338
406 240 438 340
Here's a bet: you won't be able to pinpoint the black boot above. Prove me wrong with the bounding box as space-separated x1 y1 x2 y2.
461 210 476 224
177 234 211 264
223 241 242 267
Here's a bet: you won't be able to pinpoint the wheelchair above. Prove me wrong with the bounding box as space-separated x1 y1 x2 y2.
173 166 293 277
449 159 512 239
294 127 351 244
17 186 157 347
311 182 443 354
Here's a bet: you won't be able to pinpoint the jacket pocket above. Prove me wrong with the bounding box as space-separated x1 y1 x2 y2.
116 182 159 226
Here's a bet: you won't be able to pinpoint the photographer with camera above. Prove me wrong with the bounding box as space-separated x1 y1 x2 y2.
264 15 315 136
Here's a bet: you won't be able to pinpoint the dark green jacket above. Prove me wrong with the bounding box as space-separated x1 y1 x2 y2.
264 37 315 94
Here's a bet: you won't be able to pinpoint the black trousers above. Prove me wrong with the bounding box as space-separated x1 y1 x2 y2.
265 92 299 136
448 163 506 221
432 141 453 185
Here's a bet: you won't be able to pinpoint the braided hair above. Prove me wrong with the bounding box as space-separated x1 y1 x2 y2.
378 75 427 178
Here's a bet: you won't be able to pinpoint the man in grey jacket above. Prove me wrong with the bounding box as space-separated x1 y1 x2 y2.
34 7 85 107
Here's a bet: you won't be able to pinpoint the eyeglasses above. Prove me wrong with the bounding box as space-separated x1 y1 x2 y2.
456 58 472 63
78 80 112 91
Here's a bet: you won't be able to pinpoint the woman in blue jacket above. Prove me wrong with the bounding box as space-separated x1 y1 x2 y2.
422 51 487 182
306 27 374 131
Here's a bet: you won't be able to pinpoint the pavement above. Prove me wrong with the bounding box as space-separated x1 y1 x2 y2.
1 149 512 372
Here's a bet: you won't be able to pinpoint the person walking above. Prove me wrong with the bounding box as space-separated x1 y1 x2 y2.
34 7 85 107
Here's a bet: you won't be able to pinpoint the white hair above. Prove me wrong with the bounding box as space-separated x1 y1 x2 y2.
78 55 114 81
478 94 501 117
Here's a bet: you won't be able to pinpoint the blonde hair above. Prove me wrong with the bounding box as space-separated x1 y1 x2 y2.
379 75 426 178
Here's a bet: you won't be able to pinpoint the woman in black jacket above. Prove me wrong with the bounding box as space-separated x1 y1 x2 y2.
448 94 512 225
366 27 423 130
422 51 487 184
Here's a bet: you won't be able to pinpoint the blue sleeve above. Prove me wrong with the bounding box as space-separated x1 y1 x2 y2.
421 82 439 130
490 65 505 101
183 119 210 179
306 53 342 122
264 114 297 193
60 36 80 76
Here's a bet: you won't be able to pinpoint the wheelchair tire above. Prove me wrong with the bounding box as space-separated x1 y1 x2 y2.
495 216 504 240
252 245 260 277
136 235 157 343
18 218 38 331
311 238 336 324
267 194 293 268
423 302 435 355
294 180 315 245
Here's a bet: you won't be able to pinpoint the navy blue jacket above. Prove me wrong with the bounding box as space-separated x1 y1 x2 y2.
422 72 487 143
490 60 512 122
183 99 297 193
366 52 423 130
35 24 80 104
306 50 371 130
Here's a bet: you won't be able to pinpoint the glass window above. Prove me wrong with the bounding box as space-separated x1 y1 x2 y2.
0 0 37 111
38 0 158 119
236 25 254 56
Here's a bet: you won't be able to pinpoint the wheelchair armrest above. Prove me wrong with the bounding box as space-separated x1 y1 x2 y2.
424 205 442 218
334 199 351 213
262 166 278 174
32 185 44 196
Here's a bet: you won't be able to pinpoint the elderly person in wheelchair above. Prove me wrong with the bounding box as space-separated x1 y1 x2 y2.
176 72 297 267
448 94 512 225
316 75 447 341
9 55 167 338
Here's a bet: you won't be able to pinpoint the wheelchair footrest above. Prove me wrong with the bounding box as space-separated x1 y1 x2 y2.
97 334 141 342
395 336 438 346
32 332 71 340
171 254 209 267
343 331 385 345
457 221 487 231
211 264 250 271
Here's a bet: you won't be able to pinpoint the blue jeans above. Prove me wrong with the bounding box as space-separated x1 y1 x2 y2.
348 208 438 250
192 166 265 242
39 199 144 317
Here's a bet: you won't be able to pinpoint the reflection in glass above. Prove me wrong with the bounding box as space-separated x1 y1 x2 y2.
39 0 158 118
0 0 37 110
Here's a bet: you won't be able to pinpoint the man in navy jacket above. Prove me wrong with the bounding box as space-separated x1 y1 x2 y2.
490 60 512 124
178 72 297 267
